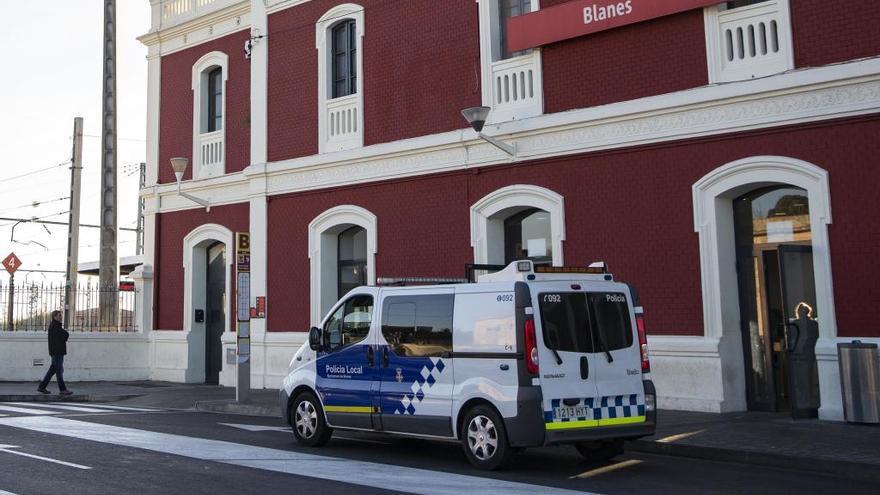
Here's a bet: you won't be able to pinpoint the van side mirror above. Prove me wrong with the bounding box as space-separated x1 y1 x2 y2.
308 326 322 351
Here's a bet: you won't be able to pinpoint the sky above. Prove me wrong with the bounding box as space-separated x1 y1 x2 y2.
0 1 151 285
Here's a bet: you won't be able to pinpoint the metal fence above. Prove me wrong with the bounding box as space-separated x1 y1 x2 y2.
0 281 137 332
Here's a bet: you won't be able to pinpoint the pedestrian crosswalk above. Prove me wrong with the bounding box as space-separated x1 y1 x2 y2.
0 402 160 417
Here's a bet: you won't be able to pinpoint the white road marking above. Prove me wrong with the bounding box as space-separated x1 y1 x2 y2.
219 423 290 432
0 444 91 470
0 416 600 495
656 430 706 443
0 490 22 495
68 404 159 412
0 405 58 416
6 403 113 414
572 459 642 479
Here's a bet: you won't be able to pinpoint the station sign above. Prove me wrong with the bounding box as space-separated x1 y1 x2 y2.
3 253 21 275
506 0 719 53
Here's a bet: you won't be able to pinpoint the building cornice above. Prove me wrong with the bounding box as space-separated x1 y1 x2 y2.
139 2 251 56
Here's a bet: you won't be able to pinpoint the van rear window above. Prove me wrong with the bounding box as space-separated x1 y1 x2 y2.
538 293 594 353
538 292 633 354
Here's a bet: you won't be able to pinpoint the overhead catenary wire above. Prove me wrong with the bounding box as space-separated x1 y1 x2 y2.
0 196 70 216
0 160 70 184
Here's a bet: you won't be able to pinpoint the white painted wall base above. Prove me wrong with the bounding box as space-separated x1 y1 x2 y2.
0 332 151 382
218 331 307 389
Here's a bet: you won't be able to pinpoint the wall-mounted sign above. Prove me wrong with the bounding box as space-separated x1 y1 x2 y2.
507 0 719 53
250 296 266 319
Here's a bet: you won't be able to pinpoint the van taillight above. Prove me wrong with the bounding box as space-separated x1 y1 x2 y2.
636 310 650 373
524 317 539 375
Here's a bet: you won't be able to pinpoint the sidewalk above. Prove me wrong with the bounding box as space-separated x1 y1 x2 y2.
3 381 879 482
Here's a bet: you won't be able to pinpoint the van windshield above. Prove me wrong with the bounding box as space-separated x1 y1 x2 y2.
538 292 633 354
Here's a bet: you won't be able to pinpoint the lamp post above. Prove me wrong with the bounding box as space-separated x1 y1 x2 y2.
461 106 516 157
170 158 211 211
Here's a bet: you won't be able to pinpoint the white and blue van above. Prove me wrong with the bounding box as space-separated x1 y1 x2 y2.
280 260 656 469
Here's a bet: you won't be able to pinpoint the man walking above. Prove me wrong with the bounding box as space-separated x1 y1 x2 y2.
37 310 72 396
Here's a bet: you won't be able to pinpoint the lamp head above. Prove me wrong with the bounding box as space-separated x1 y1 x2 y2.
461 106 491 133
170 157 188 183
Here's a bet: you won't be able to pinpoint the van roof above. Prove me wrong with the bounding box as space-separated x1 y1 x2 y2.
376 261 615 289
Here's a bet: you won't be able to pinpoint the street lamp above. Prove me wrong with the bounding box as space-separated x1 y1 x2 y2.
460 106 516 157
170 158 211 212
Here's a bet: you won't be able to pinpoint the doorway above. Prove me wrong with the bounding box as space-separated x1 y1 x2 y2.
733 186 820 417
205 242 227 385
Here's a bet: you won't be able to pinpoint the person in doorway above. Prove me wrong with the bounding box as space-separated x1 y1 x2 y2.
37 310 72 396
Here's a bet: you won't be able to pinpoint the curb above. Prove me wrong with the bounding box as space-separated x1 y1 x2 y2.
0 394 142 403
195 400 281 418
628 439 880 483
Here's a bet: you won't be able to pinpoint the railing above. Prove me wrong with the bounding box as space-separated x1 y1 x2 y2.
489 51 543 123
0 282 138 332
155 0 241 29
198 130 224 178
708 0 793 82
325 94 361 152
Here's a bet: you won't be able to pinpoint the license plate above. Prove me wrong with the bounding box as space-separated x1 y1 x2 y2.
554 405 588 420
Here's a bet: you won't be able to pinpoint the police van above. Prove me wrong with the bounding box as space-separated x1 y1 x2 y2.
280 260 656 469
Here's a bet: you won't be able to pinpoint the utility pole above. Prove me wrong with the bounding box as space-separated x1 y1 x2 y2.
64 117 84 328
99 0 119 328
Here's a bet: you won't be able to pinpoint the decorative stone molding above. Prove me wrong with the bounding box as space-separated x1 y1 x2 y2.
307 205 377 325
470 184 565 265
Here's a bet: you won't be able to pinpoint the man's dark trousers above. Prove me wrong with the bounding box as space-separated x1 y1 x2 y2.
39 355 66 391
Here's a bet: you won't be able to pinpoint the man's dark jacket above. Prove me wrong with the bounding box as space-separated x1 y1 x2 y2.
47 319 69 356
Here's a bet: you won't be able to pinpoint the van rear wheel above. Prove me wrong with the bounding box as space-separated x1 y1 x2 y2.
290 391 332 447
460 405 514 470
575 439 624 462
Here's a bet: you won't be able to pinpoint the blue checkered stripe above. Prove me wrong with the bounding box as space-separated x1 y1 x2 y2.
544 394 645 422
394 357 446 415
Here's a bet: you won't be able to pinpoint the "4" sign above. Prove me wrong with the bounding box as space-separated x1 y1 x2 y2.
2 253 22 275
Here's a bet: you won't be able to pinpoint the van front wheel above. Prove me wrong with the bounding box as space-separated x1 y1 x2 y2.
290 391 332 447
575 439 624 462
461 405 514 470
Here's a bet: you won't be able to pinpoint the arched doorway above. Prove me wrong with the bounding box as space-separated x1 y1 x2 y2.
733 186 819 416
692 156 835 417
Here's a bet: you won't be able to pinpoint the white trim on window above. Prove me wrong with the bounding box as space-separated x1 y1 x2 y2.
181 223 233 383
704 0 794 83
470 184 564 266
191 51 229 179
477 0 543 124
316 3 365 154
308 204 377 325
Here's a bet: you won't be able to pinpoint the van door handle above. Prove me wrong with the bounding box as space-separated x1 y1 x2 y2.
580 356 589 380
382 347 389 367
367 346 374 367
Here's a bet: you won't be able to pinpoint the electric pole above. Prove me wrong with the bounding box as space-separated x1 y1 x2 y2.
64 117 84 328
99 0 119 328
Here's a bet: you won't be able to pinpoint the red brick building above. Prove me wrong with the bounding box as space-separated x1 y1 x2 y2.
137 0 880 420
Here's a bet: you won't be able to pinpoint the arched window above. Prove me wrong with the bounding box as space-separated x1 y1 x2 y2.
332 19 357 99
471 184 565 266
503 207 552 265
316 4 365 153
191 51 228 179
337 225 367 297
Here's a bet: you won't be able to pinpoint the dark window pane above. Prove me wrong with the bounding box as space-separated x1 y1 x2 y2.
504 208 551 265
499 0 533 59
206 67 223 132
331 20 357 98
588 292 633 351
338 226 367 298
382 295 454 357
538 293 594 353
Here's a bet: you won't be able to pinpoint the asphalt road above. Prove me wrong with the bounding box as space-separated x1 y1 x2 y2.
0 402 876 495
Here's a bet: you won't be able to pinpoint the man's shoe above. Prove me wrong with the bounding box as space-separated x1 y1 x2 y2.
37 388 51 395
59 390 73 396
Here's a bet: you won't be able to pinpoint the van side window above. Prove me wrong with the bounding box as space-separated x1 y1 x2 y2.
588 292 633 351
538 293 595 353
381 295 453 357
324 294 373 352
